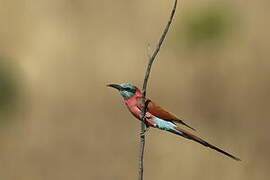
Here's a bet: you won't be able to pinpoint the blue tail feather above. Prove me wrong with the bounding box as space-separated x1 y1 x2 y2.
152 116 184 136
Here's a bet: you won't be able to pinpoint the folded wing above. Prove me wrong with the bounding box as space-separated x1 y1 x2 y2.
145 99 196 131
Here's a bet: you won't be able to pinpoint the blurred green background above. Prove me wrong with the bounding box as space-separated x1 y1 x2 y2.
0 0 270 179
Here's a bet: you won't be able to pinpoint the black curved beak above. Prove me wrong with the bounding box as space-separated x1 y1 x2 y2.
107 84 122 91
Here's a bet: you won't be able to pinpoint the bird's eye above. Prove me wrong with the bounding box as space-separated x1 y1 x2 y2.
124 88 135 93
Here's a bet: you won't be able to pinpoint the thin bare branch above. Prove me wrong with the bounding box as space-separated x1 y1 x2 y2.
138 1 178 180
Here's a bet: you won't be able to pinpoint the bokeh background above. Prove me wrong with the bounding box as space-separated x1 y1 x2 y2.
0 0 269 179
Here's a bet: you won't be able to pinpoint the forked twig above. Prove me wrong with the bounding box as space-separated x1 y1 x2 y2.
138 1 178 180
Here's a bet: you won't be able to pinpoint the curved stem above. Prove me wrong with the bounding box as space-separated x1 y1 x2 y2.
138 1 178 180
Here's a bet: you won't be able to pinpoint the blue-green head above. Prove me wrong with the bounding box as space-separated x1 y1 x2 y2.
107 83 138 99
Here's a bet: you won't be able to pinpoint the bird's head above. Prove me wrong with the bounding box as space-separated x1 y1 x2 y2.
107 83 138 99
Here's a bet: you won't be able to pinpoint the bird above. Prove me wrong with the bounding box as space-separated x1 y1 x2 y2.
107 83 240 161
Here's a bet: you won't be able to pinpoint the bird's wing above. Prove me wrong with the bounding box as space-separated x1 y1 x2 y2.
142 99 196 131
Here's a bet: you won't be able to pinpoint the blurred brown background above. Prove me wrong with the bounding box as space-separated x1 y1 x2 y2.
0 0 269 179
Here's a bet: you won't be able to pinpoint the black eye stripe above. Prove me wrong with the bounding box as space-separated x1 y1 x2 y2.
123 88 136 93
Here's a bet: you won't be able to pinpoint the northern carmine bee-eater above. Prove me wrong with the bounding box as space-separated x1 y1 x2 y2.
107 83 240 161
